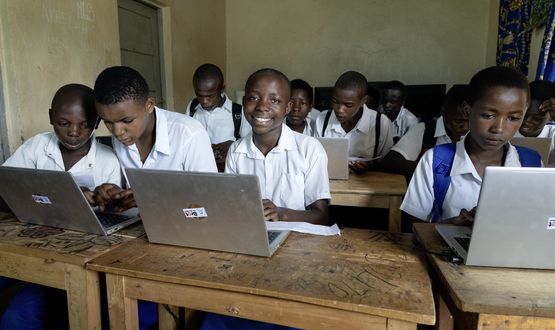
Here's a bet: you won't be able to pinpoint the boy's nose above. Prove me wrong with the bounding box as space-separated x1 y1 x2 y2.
490 118 504 133
68 125 80 136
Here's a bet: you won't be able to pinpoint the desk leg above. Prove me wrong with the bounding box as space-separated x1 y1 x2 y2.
65 264 101 330
388 196 402 232
106 273 139 330
158 304 179 330
436 295 454 330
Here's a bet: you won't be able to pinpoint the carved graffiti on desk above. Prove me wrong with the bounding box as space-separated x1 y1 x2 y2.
18 226 65 239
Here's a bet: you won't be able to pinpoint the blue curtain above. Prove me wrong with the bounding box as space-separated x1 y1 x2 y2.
497 0 532 75
536 3 555 81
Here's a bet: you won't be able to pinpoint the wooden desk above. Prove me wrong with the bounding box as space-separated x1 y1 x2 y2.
330 171 407 232
0 212 144 329
89 228 435 330
413 223 555 330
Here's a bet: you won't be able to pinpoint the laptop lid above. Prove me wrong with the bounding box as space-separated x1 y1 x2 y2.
126 169 288 257
0 167 139 235
465 166 555 269
316 138 349 180
511 137 552 165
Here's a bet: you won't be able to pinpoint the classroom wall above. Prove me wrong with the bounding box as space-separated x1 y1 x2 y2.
224 0 498 100
0 0 226 154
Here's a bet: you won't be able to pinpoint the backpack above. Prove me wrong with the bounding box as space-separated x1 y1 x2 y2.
189 99 243 140
430 143 541 222
321 109 382 159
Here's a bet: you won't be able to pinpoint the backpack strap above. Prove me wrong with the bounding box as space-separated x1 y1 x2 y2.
189 99 200 117
431 142 457 222
514 145 542 167
231 102 242 140
374 112 381 159
321 109 333 137
422 119 438 150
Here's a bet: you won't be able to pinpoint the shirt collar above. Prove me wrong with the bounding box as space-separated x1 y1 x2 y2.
44 132 97 166
152 107 171 155
235 125 296 159
195 93 233 113
330 105 372 135
435 116 447 138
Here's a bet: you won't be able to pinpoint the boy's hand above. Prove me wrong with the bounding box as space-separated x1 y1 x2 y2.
263 199 283 222
539 98 555 120
349 160 372 173
83 191 96 206
93 184 125 211
451 207 476 226
112 189 136 212
212 140 234 163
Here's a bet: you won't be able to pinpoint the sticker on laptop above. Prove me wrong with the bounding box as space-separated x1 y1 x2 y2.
547 217 555 230
32 194 52 205
183 207 207 219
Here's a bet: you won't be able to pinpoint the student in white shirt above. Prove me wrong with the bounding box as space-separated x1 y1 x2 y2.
92 66 216 209
377 85 470 178
285 79 315 136
401 66 536 225
185 64 251 165
0 83 121 329
514 80 555 166
379 80 419 142
314 71 394 172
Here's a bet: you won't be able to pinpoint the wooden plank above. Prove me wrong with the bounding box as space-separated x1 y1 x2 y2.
330 193 389 208
123 276 390 329
106 273 139 330
477 313 555 330
387 318 416 330
158 304 179 330
414 223 555 318
89 229 435 325
329 172 407 196
0 249 66 289
65 264 102 330
388 196 403 232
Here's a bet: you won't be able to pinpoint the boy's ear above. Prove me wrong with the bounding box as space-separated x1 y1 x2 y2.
48 109 53 125
285 99 293 116
361 94 369 106
462 102 471 118
145 97 155 114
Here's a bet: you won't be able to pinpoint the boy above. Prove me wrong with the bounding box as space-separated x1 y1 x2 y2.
286 79 314 135
92 66 217 211
202 68 330 330
1 83 121 329
514 80 555 166
314 71 394 172
377 85 469 178
401 66 540 225
379 80 419 142
185 63 251 165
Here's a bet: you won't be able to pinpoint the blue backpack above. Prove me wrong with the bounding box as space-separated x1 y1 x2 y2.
430 143 541 222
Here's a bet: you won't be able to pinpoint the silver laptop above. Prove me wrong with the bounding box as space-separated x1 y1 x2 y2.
0 167 140 235
125 169 290 257
436 166 555 269
317 137 349 180
511 137 552 165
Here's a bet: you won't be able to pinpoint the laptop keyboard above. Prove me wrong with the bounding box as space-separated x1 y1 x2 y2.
267 231 281 244
454 236 471 251
96 212 133 228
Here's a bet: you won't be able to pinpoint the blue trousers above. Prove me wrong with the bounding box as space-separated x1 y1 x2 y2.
201 313 298 330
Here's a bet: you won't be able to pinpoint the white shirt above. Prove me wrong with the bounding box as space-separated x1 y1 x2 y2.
391 116 453 161
513 124 555 167
391 106 419 138
225 125 331 211
2 132 121 190
185 93 251 144
286 117 314 136
114 107 217 173
400 135 523 221
314 105 394 159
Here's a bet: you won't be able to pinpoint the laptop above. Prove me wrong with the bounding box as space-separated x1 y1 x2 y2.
0 167 140 235
436 166 555 269
511 137 552 165
317 137 349 180
125 169 290 257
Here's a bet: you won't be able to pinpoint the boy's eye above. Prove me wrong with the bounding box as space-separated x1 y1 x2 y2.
509 116 522 122
271 98 280 104
480 113 494 119
246 95 258 102
57 122 69 127
122 119 134 124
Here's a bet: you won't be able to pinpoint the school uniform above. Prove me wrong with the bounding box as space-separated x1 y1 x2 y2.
391 106 419 138
313 105 394 159
2 132 121 189
286 117 314 136
185 93 251 143
225 124 331 210
513 124 555 166
400 134 524 221
114 107 217 173
390 116 453 161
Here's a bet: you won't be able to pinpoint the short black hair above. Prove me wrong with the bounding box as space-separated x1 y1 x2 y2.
443 85 469 109
530 80 555 102
94 66 149 105
468 66 529 105
290 79 313 103
334 71 367 97
383 80 407 99
245 68 291 97
193 63 224 85
51 83 96 118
